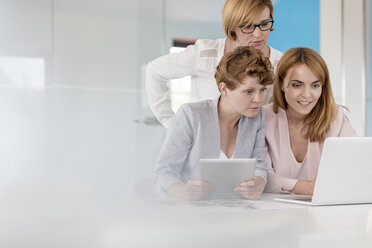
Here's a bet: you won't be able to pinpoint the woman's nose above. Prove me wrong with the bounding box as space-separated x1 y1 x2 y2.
252 28 262 37
253 92 264 103
302 86 311 98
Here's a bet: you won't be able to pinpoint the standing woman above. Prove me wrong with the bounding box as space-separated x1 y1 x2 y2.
264 47 357 195
146 0 282 128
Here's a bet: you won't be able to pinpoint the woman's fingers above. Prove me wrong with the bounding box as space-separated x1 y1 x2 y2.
234 185 257 194
240 180 256 187
183 180 213 200
234 177 265 200
187 180 212 191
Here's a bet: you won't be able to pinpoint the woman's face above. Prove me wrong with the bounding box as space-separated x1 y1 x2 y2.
234 7 272 52
281 64 323 118
225 76 267 117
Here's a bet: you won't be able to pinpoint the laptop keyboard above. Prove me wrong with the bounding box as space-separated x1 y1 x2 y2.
282 195 313 202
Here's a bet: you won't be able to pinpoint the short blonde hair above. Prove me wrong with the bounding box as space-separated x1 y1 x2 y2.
214 46 274 90
222 0 274 40
272 47 338 142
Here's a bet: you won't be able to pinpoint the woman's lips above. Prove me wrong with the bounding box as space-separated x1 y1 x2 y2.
251 41 263 47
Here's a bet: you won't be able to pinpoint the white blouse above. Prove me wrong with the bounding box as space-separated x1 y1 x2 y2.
220 150 235 159
146 38 283 128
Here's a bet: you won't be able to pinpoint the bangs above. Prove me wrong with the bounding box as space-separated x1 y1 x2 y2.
239 5 268 27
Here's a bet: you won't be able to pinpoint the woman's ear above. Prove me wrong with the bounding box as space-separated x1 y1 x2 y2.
219 82 228 96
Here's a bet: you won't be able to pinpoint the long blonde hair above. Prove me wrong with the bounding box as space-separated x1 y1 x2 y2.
273 47 337 142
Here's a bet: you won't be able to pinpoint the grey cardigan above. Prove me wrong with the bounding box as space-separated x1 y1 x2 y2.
153 97 268 196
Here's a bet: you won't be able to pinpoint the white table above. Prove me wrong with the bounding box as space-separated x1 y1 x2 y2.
2 181 371 248
127 194 372 248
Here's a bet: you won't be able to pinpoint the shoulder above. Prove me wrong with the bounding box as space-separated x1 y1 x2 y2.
194 38 225 49
241 107 266 128
192 39 225 73
178 99 215 118
263 103 284 130
194 38 225 60
269 46 283 59
263 103 276 119
326 105 354 137
268 46 283 71
335 105 345 118
331 105 347 126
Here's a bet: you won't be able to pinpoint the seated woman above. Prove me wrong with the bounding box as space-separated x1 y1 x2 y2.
264 47 357 195
153 46 274 200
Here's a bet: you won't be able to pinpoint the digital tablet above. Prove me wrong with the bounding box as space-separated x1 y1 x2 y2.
199 158 256 199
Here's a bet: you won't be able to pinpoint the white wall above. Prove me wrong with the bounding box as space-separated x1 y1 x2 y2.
0 0 226 191
0 0 53 87
53 0 139 89
321 0 368 136
165 0 225 49
320 0 342 103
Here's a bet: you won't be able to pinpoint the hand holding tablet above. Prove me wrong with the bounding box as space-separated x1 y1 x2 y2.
234 176 266 200
183 179 213 201
199 159 257 199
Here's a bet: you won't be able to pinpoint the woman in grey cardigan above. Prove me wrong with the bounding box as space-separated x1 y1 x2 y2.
154 46 274 200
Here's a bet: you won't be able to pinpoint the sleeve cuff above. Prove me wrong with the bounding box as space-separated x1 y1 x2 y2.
163 117 175 129
279 178 298 193
265 174 298 193
153 175 183 197
254 170 268 184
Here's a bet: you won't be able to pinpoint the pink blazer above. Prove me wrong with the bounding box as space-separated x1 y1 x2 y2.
264 104 357 193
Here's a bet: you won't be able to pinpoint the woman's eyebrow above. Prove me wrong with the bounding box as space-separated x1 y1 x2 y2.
260 18 272 23
289 79 321 84
311 80 321 84
289 79 304 84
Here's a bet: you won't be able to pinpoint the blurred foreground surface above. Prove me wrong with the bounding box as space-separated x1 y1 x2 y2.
0 87 371 248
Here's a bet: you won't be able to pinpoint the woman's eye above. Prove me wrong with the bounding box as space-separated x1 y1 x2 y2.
260 87 267 92
260 22 270 28
246 90 253 95
313 84 321 88
292 83 301 88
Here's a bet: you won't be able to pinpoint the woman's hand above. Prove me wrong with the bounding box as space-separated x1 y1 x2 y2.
234 176 266 200
167 180 212 201
292 179 316 195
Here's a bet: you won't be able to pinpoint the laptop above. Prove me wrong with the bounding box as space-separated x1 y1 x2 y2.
199 158 256 199
274 137 372 206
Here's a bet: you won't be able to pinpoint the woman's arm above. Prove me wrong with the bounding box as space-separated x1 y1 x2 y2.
235 110 268 200
146 42 199 128
251 110 268 183
291 180 316 195
153 104 212 200
167 180 212 201
339 113 357 137
265 152 299 193
153 105 194 196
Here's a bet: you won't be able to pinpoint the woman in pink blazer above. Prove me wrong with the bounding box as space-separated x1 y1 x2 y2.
264 47 357 195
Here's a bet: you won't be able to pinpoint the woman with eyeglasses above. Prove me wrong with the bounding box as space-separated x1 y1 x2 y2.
264 48 356 195
146 0 282 128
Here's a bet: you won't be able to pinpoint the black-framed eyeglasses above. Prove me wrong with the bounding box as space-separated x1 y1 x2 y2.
239 20 274 34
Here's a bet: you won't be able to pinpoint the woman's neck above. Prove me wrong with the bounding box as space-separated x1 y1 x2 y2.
286 108 307 127
218 96 241 128
224 38 270 58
